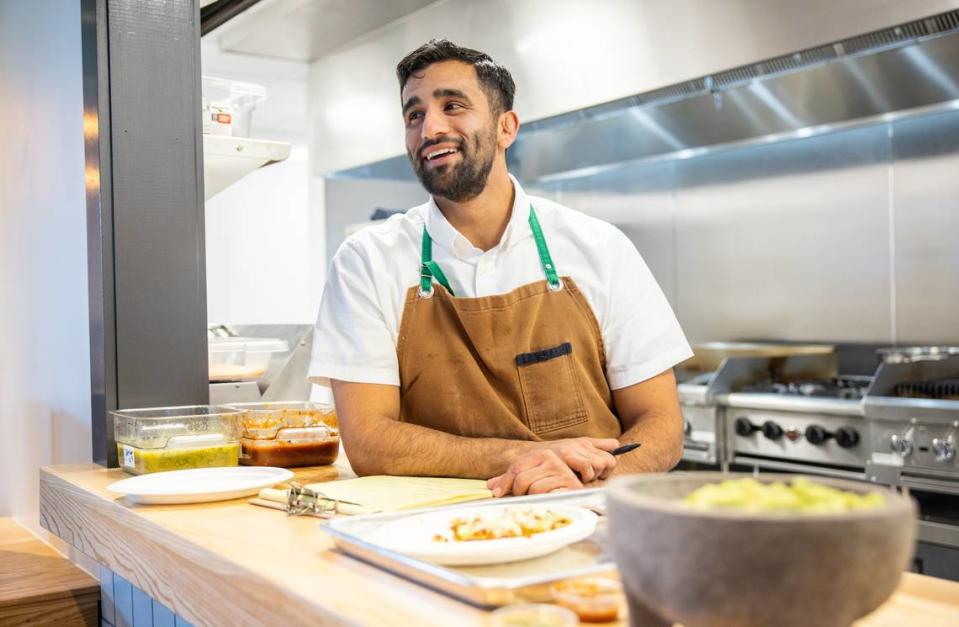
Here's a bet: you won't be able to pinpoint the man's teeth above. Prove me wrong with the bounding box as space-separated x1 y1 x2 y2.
426 148 458 160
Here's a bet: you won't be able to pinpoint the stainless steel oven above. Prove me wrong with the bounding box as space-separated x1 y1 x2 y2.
865 356 959 581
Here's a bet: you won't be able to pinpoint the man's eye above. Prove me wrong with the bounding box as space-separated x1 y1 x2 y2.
407 111 423 122
445 102 463 111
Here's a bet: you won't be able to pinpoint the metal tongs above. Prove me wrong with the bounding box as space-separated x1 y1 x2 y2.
285 482 362 517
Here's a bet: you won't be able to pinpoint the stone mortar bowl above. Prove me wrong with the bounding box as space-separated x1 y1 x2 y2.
605 473 916 627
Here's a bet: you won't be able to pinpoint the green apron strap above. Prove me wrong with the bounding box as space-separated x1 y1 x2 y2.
418 203 561 298
420 227 455 296
527 206 562 290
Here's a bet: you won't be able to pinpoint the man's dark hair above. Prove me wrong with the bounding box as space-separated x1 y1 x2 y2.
396 39 515 114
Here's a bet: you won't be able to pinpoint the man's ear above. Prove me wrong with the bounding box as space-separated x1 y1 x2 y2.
498 110 520 150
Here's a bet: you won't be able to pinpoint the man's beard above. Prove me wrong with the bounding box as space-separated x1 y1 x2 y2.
409 128 496 202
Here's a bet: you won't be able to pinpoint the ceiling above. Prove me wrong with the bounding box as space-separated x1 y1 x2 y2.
207 0 439 62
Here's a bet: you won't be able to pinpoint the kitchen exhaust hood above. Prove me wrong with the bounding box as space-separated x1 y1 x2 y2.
335 8 959 182
203 135 290 200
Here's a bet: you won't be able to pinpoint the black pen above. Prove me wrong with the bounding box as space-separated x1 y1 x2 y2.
611 442 641 456
570 443 641 484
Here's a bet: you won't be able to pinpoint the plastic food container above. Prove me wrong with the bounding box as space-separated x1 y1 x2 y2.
208 337 288 382
201 76 267 137
113 405 241 475
227 402 339 468
549 577 624 622
490 604 578 627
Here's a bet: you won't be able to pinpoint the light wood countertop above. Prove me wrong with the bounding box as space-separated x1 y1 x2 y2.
39 462 959 627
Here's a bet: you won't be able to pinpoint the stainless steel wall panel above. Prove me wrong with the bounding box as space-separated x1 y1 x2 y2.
891 110 959 343
530 110 959 345
672 125 893 343
531 160 678 309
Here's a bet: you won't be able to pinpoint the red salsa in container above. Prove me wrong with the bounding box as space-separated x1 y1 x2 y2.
227 402 340 468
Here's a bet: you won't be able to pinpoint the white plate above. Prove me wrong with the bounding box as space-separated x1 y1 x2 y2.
362 504 598 566
107 466 293 505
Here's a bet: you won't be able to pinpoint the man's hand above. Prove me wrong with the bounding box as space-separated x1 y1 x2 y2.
486 437 619 496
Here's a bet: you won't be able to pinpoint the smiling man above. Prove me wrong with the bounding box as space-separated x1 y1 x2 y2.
310 40 692 496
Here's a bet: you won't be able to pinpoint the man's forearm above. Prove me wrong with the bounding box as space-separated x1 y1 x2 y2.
343 416 536 478
611 409 684 474
333 380 537 478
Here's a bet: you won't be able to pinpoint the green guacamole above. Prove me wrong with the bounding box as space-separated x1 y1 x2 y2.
684 477 885 513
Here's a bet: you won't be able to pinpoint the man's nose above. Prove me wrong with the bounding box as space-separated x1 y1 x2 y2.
421 107 450 140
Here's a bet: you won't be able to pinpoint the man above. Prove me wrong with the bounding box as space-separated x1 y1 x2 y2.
310 40 692 496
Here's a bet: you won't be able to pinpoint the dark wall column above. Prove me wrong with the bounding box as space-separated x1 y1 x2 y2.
82 0 208 466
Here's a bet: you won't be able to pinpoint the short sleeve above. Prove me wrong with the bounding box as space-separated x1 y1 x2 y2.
602 230 692 389
308 240 400 388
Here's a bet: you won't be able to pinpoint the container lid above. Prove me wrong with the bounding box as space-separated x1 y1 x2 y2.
112 405 241 420
208 337 289 354
112 405 240 449
227 401 338 440
242 425 335 442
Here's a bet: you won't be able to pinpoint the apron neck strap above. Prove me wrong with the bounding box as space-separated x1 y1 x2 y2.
420 204 561 297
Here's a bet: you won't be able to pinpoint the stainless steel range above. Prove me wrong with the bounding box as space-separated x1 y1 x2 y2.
676 343 834 467
720 354 871 480
864 355 959 578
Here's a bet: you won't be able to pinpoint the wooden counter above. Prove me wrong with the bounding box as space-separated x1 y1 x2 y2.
39 463 959 627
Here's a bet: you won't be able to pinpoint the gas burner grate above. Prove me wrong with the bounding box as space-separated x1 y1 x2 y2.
741 377 871 400
894 379 959 400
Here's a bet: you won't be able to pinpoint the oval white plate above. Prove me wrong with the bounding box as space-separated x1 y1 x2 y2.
363 504 597 566
107 466 293 505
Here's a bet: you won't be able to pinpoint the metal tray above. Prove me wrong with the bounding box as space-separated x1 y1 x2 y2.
322 489 615 607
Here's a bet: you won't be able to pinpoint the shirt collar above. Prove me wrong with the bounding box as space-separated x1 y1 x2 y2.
425 174 533 260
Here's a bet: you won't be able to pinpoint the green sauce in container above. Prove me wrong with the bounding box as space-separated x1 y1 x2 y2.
117 440 240 474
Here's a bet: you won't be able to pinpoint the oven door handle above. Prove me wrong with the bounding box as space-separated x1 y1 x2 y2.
898 473 959 496
731 455 866 481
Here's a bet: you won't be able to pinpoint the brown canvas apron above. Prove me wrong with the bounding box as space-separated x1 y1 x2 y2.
395 205 622 441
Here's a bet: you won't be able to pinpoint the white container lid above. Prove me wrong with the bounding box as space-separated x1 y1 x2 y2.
208 337 289 354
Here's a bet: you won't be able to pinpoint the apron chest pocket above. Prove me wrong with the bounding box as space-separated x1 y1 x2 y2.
515 342 588 435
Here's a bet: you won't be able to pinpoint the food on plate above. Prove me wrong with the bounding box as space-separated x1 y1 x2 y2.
683 477 885 513
432 508 573 542
117 442 240 474
549 577 624 623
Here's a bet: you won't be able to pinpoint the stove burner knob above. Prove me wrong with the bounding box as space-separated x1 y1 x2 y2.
684 419 692 436
932 437 956 462
735 418 759 437
835 427 860 449
762 421 784 440
805 425 832 445
890 433 913 457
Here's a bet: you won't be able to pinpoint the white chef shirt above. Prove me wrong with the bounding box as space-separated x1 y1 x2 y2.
309 175 692 390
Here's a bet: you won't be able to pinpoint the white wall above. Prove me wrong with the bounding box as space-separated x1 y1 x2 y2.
0 0 91 532
201 41 323 324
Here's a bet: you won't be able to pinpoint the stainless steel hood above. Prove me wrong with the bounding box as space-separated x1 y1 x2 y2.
335 8 959 182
